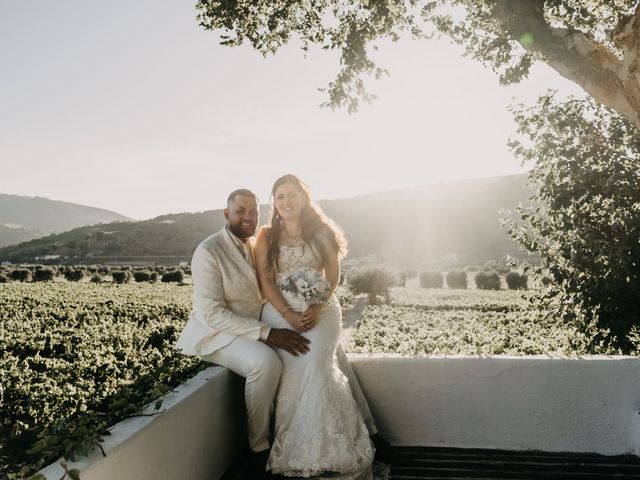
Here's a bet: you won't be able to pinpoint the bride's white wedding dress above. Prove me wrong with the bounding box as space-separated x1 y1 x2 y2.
261 244 374 479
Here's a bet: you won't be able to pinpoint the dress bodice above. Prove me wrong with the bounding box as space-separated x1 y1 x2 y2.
277 244 323 276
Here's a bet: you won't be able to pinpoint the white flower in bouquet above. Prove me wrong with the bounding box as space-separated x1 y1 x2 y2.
279 266 330 304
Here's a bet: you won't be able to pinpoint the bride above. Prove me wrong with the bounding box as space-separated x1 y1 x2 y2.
254 174 374 478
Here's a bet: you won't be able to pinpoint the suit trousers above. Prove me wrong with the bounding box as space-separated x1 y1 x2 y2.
201 336 282 452
201 337 377 452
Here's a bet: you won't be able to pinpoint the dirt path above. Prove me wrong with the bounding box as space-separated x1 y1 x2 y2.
340 295 369 348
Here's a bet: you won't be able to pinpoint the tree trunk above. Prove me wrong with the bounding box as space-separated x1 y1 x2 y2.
493 0 640 129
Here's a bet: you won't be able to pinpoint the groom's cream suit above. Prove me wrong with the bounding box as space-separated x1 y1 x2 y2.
176 226 376 453
176 226 267 357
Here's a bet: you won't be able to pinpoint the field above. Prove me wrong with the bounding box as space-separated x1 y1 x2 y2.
0 279 625 478
350 283 599 356
0 283 202 479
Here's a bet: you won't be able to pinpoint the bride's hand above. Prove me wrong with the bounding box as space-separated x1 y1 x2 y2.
283 309 307 333
300 303 323 331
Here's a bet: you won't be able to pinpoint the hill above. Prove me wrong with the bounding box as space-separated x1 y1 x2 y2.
0 193 131 248
0 175 532 266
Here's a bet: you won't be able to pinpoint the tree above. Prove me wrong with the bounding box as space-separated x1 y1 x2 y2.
196 1 640 127
347 265 396 304
112 270 132 284
446 270 468 288
474 270 501 290
161 270 185 284
505 271 528 290
419 271 444 288
504 92 640 352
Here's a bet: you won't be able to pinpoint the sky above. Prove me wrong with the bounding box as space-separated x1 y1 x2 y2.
0 1 584 220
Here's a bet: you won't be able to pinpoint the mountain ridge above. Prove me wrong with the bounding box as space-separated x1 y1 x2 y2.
0 193 131 248
0 174 532 266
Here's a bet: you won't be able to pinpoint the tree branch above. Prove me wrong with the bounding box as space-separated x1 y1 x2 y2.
492 0 640 128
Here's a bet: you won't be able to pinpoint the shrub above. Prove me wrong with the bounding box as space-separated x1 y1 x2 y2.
475 271 500 290
98 266 111 275
112 270 131 284
446 270 468 289
419 271 443 288
63 269 85 282
0 273 7 283
90 273 103 283
10 269 31 282
134 271 152 283
34 267 55 282
161 270 184 284
149 272 159 283
506 271 528 290
396 272 407 287
347 266 395 304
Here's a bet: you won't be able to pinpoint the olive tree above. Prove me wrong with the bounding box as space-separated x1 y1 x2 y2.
196 1 640 126
505 92 640 352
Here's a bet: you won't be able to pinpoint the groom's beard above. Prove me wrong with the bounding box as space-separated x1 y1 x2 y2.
228 221 256 240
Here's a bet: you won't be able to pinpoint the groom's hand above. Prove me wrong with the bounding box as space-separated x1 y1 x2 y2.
265 328 310 356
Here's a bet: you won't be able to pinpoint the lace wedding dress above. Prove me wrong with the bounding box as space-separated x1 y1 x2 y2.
261 244 375 479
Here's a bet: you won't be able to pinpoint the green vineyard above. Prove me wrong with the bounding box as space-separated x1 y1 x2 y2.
0 283 203 479
351 286 624 356
1 281 635 478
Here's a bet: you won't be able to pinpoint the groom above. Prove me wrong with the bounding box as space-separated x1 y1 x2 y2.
175 188 404 474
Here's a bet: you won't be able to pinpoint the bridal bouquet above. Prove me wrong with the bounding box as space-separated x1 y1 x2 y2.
279 266 330 304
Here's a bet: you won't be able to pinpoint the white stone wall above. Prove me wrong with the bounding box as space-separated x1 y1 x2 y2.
350 354 640 456
38 367 246 480
38 355 640 480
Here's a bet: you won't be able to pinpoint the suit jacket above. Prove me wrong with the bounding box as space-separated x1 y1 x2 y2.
175 227 263 356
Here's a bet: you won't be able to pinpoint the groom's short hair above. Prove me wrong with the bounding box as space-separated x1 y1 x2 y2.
227 188 258 205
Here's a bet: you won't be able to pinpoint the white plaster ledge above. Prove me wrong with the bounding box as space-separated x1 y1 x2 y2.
38 366 245 480
348 354 640 456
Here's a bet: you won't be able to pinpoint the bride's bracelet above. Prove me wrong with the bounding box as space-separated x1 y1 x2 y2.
281 305 292 315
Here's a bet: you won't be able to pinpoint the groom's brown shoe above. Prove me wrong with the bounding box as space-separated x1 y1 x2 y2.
372 433 411 466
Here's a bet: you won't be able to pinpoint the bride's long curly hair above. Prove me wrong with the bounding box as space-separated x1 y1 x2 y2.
265 174 347 272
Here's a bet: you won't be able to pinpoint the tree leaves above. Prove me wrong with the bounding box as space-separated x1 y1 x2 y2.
505 93 640 352
195 1 639 123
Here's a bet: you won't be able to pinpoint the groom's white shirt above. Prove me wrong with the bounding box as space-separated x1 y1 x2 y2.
175 226 269 356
